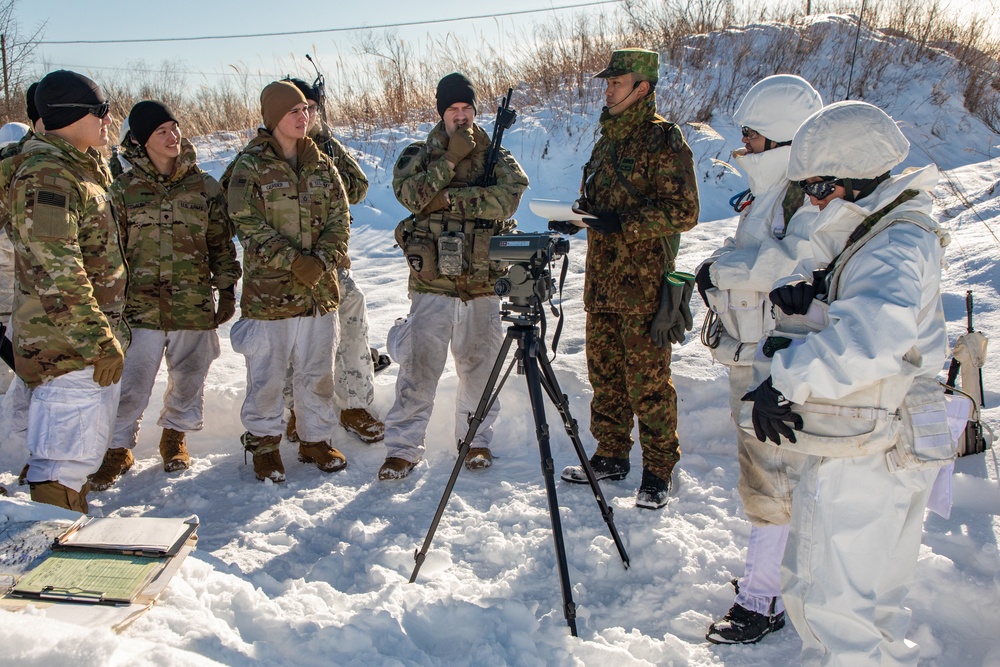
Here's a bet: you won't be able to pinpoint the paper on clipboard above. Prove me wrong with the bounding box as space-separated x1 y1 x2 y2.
528 199 590 225
55 515 198 557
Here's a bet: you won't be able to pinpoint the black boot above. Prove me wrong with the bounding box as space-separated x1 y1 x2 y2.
635 468 671 509
560 454 630 484
706 594 785 645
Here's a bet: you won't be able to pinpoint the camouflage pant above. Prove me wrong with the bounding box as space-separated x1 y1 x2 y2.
586 311 680 479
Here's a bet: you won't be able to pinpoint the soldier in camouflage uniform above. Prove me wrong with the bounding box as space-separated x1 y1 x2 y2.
88 101 242 491
8 70 127 512
226 80 351 482
378 72 528 481
553 49 700 509
284 78 384 444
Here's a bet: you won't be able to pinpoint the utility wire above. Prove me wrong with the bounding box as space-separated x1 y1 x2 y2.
39 1 622 45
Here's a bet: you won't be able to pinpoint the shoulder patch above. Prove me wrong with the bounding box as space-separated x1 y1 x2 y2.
32 189 73 239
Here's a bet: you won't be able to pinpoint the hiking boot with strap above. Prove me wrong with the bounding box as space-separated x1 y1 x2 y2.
89 447 135 491
298 441 347 472
159 428 191 472
378 457 416 481
636 468 672 510
464 447 492 471
707 593 785 645
561 454 630 484
340 408 385 443
242 432 285 482
286 409 299 443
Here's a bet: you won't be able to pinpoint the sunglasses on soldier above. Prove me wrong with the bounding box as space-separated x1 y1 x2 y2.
48 101 111 119
798 176 841 200
741 126 760 140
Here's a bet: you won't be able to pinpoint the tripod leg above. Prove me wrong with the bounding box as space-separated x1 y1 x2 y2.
409 330 517 584
535 348 630 569
522 340 579 637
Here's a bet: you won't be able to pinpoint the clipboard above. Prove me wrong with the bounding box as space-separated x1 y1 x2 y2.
55 515 198 557
11 551 165 605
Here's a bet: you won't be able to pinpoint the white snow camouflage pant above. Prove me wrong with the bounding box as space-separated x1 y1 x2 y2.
25 367 121 492
382 292 502 463
111 328 221 450
232 313 338 443
782 451 939 666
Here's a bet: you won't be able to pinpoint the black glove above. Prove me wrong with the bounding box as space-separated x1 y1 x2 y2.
548 220 582 235
650 273 695 348
769 280 816 316
215 285 237 325
695 262 714 307
741 377 803 445
582 212 622 236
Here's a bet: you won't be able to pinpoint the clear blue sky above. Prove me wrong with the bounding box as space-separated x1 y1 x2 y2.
13 0 621 91
12 0 993 93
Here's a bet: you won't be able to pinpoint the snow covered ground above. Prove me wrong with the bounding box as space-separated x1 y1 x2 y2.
2 16 1000 667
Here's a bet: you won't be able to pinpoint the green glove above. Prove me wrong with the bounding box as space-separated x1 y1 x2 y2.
650 272 695 348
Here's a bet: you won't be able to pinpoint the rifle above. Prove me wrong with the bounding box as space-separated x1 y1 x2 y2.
476 88 517 188
305 53 337 159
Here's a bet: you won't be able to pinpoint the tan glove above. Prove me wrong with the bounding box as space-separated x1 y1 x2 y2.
443 126 476 165
214 285 237 325
291 254 326 288
93 338 125 387
419 190 450 216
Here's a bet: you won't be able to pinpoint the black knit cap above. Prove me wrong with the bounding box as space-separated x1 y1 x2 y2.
436 72 476 117
128 101 179 147
25 82 39 125
285 77 320 104
35 70 105 131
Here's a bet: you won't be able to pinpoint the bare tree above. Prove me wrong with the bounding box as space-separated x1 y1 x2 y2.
0 0 44 119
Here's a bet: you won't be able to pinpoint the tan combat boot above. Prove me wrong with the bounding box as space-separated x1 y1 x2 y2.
29 480 89 513
88 447 135 491
285 409 299 443
464 447 493 471
241 432 285 482
340 408 385 443
377 457 416 481
298 441 347 472
159 428 191 472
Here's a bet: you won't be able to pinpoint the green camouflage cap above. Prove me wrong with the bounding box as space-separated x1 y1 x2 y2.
594 48 659 81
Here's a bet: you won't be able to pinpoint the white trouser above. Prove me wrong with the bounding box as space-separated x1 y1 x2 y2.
25 367 121 492
782 452 939 667
231 314 338 443
111 328 221 450
2 374 31 460
736 523 790 615
382 292 502 463
335 268 376 410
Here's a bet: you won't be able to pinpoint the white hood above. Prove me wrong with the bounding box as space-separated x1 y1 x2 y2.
733 74 823 144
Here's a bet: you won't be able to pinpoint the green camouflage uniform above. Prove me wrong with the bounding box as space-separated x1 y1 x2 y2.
226 130 350 320
8 133 129 388
310 122 368 269
392 122 528 300
581 85 700 479
111 138 241 331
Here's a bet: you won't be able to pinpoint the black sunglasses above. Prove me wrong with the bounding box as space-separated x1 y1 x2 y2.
799 176 840 200
741 126 759 140
48 101 111 119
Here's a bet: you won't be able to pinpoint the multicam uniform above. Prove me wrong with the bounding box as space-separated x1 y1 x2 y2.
385 121 528 463
580 93 699 480
226 130 350 445
8 133 129 493
0 130 33 392
109 138 240 451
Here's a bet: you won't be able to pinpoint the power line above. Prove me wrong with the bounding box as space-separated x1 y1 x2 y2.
39 1 622 45
47 62 247 78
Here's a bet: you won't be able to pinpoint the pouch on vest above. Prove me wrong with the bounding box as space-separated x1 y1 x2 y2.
704 286 776 349
886 377 963 472
437 232 465 277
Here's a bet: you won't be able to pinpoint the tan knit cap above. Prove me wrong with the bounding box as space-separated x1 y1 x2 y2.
260 81 307 131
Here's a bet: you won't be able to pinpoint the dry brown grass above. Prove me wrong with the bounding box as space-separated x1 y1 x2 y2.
0 0 996 138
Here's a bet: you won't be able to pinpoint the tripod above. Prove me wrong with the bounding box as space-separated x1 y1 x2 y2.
409 302 631 637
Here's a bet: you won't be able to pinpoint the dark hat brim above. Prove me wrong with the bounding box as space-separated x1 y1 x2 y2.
594 66 631 79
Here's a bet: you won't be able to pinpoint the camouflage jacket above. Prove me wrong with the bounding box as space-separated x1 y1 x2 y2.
226 130 350 320
111 138 241 331
0 132 34 318
311 122 368 270
580 93 700 314
0 130 34 237
392 122 528 299
8 134 129 387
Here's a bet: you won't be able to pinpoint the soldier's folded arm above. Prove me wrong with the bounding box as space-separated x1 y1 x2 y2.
445 151 529 220
392 142 455 214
